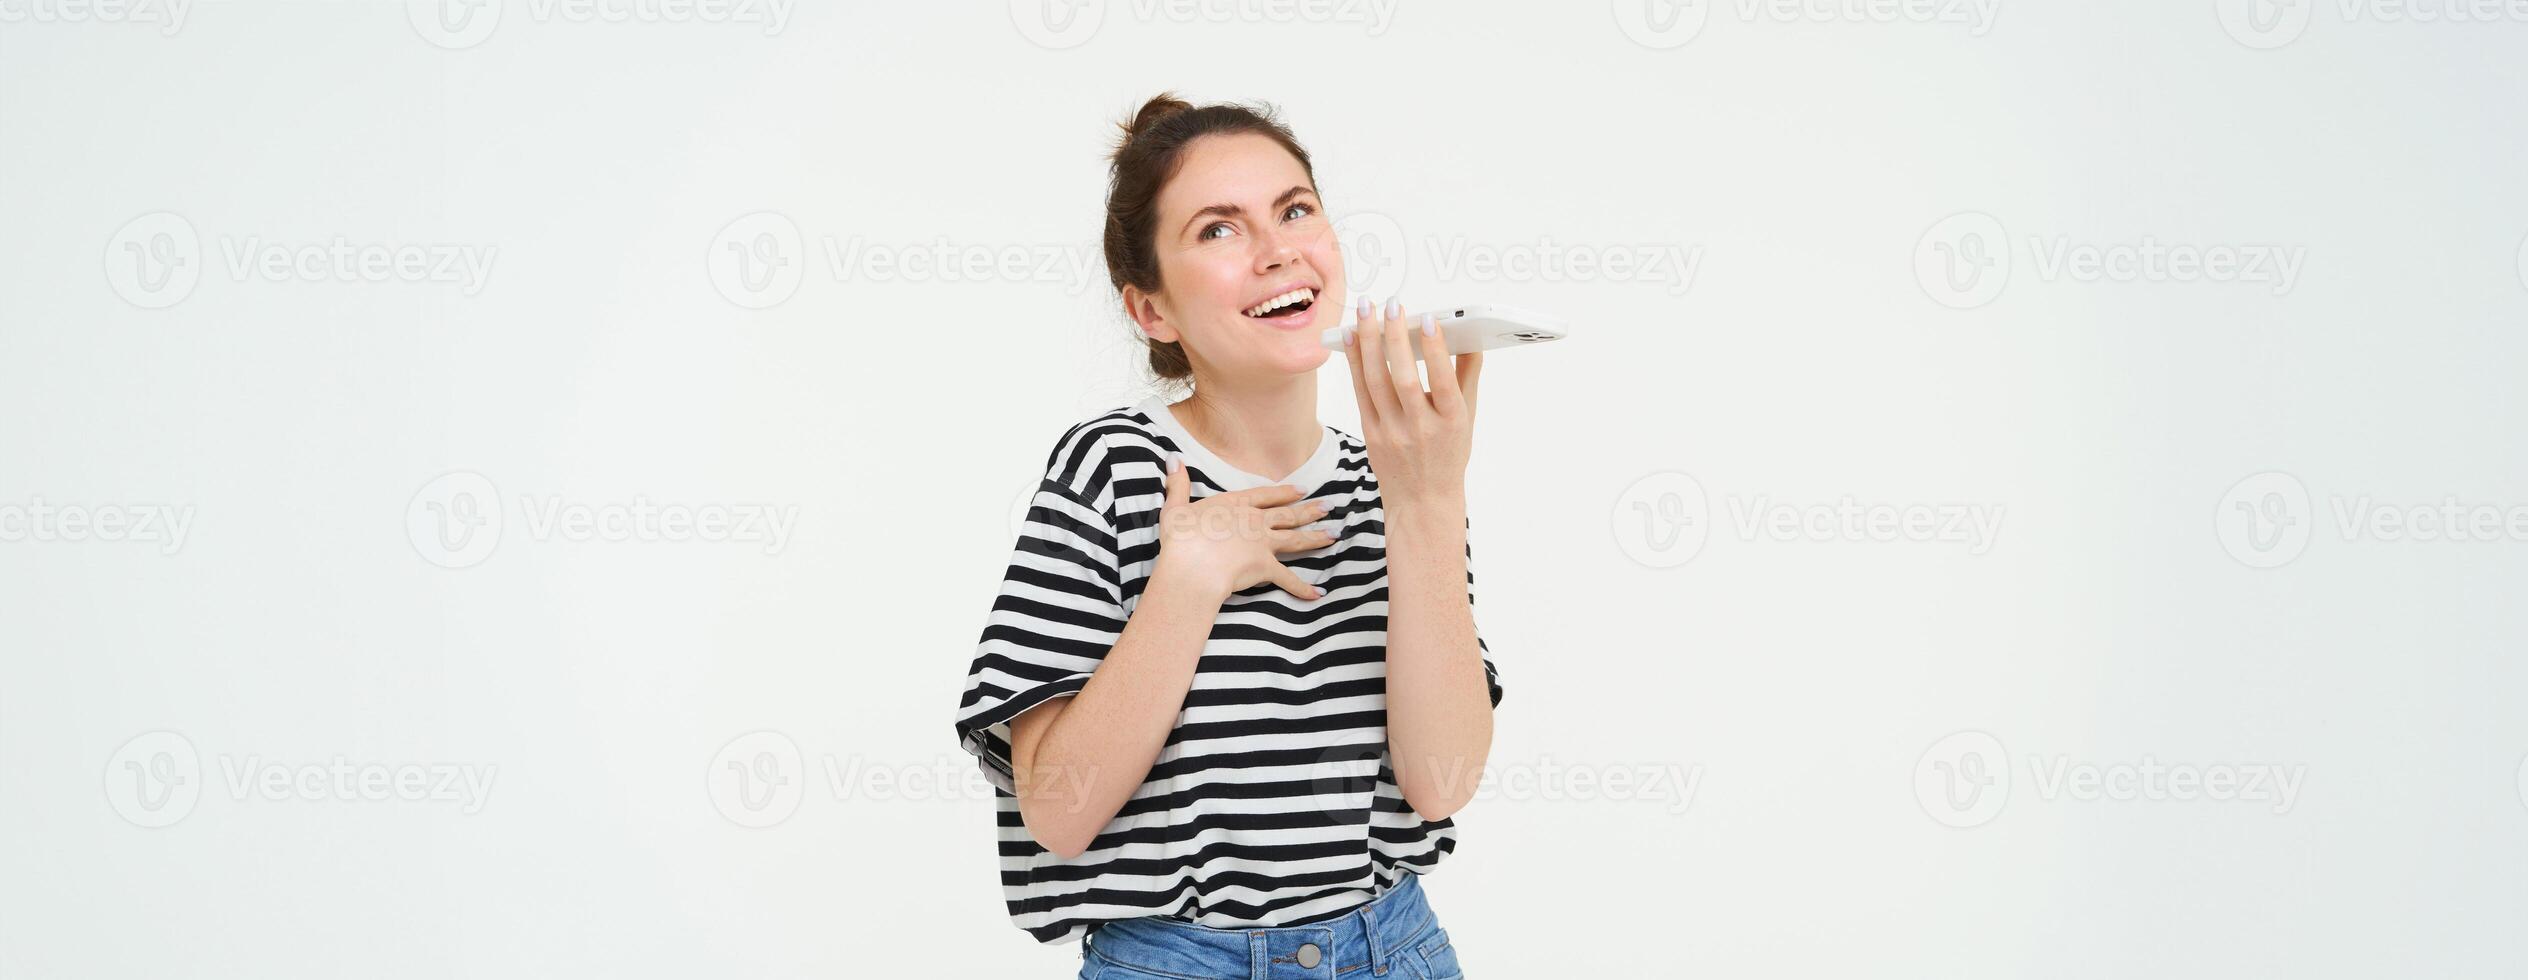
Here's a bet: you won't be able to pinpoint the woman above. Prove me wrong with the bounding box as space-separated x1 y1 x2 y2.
954 93 1501 979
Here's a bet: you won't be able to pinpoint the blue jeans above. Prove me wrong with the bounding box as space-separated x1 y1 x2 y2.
1077 872 1464 979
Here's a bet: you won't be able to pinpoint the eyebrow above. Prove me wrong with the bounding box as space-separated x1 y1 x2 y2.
1180 185 1318 239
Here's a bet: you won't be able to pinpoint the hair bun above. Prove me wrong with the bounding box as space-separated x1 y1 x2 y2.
1119 92 1194 144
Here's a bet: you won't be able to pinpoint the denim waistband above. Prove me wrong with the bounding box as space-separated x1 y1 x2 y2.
1082 872 1437 979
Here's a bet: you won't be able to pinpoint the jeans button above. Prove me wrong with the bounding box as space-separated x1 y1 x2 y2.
1296 942 1322 969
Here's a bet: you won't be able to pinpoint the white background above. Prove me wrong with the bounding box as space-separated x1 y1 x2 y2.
5 1 2527 976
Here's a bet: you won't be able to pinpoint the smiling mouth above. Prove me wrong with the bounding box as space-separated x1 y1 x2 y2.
1243 286 1317 322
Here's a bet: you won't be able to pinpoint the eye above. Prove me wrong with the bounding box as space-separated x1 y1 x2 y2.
1198 222 1234 242
1283 202 1316 221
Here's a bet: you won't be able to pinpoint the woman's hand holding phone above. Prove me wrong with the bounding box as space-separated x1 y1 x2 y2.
1342 296 1481 510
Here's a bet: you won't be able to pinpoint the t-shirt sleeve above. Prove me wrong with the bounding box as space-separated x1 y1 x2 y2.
954 455 1132 795
1468 514 1503 708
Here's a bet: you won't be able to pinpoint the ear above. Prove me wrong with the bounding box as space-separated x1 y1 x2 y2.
1123 285 1180 345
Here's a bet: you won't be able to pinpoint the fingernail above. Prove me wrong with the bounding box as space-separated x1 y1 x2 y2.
1356 296 1373 319
1343 325 1356 347
1421 313 1436 337
1386 299 1402 320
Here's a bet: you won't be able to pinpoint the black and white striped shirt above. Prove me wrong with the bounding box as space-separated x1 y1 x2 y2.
954 392 1503 945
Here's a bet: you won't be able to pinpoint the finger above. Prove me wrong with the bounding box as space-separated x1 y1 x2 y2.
1455 349 1482 418
1270 563 1322 601
1264 499 1330 528
1355 296 1402 422
1418 313 1466 419
1210 483 1306 507
1270 527 1338 552
1380 297 1428 423
1163 453 1188 509
1342 320 1378 429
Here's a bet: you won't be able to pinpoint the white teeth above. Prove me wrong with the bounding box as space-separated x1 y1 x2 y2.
1244 287 1315 318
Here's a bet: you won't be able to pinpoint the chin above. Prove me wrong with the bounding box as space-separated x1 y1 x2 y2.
1219 347 1331 381
1272 345 1334 374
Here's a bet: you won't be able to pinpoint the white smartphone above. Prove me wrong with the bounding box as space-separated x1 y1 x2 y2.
1321 302 1571 360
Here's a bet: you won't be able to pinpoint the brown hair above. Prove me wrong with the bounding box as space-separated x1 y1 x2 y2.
1103 92 1318 384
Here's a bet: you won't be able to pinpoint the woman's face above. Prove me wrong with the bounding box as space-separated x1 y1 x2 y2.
1130 132 1345 380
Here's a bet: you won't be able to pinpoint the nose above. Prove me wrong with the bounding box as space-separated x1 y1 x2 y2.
1254 225 1301 272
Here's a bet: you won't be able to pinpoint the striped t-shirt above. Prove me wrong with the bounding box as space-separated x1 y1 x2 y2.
954 392 1503 945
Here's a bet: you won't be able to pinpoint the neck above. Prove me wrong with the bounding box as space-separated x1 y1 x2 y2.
1170 371 1322 482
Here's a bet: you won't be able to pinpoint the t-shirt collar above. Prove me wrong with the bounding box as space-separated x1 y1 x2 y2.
1136 393 1340 493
